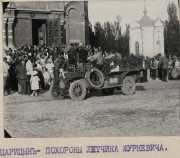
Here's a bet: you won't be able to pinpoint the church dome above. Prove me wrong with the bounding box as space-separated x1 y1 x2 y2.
138 9 155 27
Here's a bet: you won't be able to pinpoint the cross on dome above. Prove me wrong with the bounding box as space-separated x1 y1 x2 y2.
143 8 147 15
143 0 147 15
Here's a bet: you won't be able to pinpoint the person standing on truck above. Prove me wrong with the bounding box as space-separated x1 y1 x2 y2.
68 45 77 67
77 43 88 64
75 43 88 73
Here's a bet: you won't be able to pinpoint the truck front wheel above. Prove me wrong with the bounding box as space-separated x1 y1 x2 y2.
69 80 87 101
121 76 135 95
50 81 64 100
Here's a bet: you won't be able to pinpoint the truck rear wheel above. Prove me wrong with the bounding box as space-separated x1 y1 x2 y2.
50 81 64 100
102 88 115 96
69 80 87 101
121 76 135 95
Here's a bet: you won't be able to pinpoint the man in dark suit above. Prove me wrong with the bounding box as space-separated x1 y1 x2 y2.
77 43 88 64
161 55 169 82
15 60 27 94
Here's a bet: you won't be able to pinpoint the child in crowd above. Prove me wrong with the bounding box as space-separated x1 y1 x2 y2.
45 59 54 83
30 70 40 97
40 55 46 72
43 68 51 90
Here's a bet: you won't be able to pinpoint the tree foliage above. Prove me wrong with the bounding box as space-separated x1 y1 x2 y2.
89 16 130 57
164 2 180 57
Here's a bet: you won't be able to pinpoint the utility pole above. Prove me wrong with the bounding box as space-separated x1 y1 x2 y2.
179 90 180 120
178 0 180 38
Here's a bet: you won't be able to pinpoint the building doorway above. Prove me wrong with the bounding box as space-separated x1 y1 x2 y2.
156 40 161 54
135 42 139 55
32 19 46 45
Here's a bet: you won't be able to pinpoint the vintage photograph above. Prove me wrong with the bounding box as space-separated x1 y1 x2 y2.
2 0 180 138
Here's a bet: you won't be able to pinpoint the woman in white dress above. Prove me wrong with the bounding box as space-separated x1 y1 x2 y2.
30 70 40 97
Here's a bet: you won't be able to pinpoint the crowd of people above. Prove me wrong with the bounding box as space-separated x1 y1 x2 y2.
3 42 180 96
3 43 99 96
142 54 180 82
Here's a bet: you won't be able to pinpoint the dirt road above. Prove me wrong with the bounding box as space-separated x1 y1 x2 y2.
4 80 180 137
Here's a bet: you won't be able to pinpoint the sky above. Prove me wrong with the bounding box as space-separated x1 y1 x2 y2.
88 0 179 33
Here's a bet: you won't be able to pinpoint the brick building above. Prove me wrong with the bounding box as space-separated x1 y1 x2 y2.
3 1 89 49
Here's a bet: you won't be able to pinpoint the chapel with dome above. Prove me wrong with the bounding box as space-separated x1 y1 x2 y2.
129 8 164 57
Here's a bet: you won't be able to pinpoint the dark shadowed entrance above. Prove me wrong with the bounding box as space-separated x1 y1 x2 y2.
32 19 47 45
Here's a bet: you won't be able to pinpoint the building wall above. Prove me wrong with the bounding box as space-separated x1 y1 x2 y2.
84 1 89 45
65 1 89 46
154 26 164 55
130 25 164 57
129 27 143 55
3 1 89 48
142 27 154 57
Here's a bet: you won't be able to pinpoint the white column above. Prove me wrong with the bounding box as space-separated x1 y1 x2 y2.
3 18 8 49
65 15 70 46
8 17 15 49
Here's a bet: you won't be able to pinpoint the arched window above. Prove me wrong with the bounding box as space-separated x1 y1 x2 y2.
68 8 78 21
135 42 139 55
68 8 79 42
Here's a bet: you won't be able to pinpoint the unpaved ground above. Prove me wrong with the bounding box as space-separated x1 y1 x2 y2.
4 79 180 138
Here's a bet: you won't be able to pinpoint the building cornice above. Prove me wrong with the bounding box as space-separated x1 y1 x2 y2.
15 8 64 14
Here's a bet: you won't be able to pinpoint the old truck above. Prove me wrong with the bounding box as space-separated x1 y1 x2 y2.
50 61 143 101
